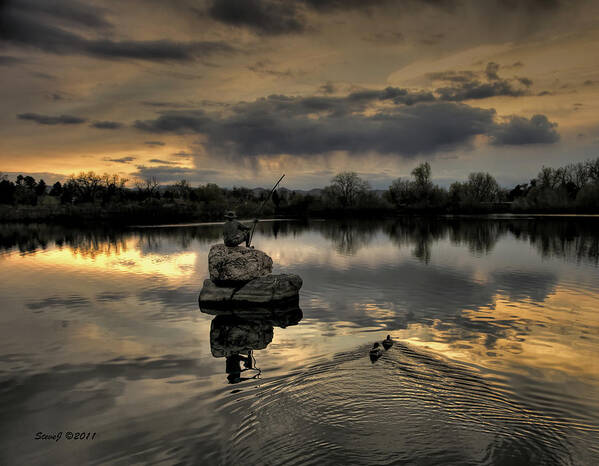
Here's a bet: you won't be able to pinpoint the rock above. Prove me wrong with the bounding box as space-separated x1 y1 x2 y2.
199 274 303 305
208 244 273 283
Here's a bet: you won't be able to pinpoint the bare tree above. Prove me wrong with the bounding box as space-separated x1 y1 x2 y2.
329 171 370 207
135 177 160 198
173 180 191 200
465 172 499 203
537 166 559 189
68 171 103 202
586 157 599 183
569 162 589 190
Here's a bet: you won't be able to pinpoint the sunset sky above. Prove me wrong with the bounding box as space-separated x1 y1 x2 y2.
1 0 598 189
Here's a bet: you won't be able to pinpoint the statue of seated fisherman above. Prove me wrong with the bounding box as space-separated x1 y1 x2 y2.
223 211 258 247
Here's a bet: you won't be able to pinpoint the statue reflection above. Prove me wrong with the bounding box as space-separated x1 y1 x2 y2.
200 300 303 384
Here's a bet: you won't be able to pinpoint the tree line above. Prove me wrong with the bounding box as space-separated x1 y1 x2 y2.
1 156 598 223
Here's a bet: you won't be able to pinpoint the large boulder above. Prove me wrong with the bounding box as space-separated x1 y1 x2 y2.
208 244 273 283
199 274 303 305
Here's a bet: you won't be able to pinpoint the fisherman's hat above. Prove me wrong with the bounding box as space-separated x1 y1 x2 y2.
224 211 237 219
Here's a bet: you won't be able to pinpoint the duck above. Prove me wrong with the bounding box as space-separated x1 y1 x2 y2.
382 334 394 350
369 342 383 361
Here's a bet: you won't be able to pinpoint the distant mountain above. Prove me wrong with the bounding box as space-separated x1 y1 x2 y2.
251 187 385 197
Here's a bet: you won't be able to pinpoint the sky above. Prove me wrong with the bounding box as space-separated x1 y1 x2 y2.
1 0 598 189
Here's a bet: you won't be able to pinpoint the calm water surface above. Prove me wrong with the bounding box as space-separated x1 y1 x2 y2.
1 217 598 465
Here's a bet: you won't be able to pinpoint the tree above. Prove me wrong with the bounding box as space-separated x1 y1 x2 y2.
537 166 559 190
135 177 160 199
272 189 280 210
449 172 499 206
196 183 225 203
329 171 370 207
465 172 499 203
49 181 63 197
570 162 589 190
386 178 413 207
411 162 432 191
0 179 15 204
101 173 128 204
386 162 446 209
586 157 599 183
35 179 47 197
172 180 191 200
68 171 103 202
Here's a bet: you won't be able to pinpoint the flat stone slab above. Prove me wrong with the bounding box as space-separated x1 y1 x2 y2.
208 244 273 283
199 273 303 305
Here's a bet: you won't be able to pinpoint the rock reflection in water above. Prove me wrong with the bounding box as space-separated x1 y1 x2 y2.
200 300 303 384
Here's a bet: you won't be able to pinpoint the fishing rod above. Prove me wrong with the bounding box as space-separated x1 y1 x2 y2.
248 174 285 246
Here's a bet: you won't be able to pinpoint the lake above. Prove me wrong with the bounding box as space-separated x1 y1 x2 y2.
1 217 598 465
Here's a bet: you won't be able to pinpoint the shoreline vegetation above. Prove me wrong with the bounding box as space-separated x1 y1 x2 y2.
1 158 599 225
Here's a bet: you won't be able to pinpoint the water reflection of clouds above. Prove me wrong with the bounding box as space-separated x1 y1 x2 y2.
10 241 199 280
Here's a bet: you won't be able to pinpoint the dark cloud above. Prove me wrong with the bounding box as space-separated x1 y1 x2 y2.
583 80 595 86
135 85 561 158
30 71 55 79
517 77 533 87
148 159 180 165
485 62 500 80
132 165 221 183
436 79 528 101
0 55 26 65
84 39 234 61
248 60 294 77
208 0 304 35
427 70 479 83
362 31 404 44
348 86 435 105
319 81 336 94
420 32 446 46
104 156 136 164
0 2 235 62
141 101 197 109
8 0 113 29
429 63 534 100
302 0 395 12
135 94 496 157
206 0 460 35
490 114 559 145
91 121 123 129
498 0 566 12
505 61 524 69
173 151 193 157
17 113 86 125
145 141 166 146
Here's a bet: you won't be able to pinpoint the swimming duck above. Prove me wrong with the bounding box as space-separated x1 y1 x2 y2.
382 335 394 350
369 342 383 361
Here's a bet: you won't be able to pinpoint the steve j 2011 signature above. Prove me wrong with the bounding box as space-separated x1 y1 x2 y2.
34 432 97 441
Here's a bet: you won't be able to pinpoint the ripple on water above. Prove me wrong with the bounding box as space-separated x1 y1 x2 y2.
222 343 595 466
